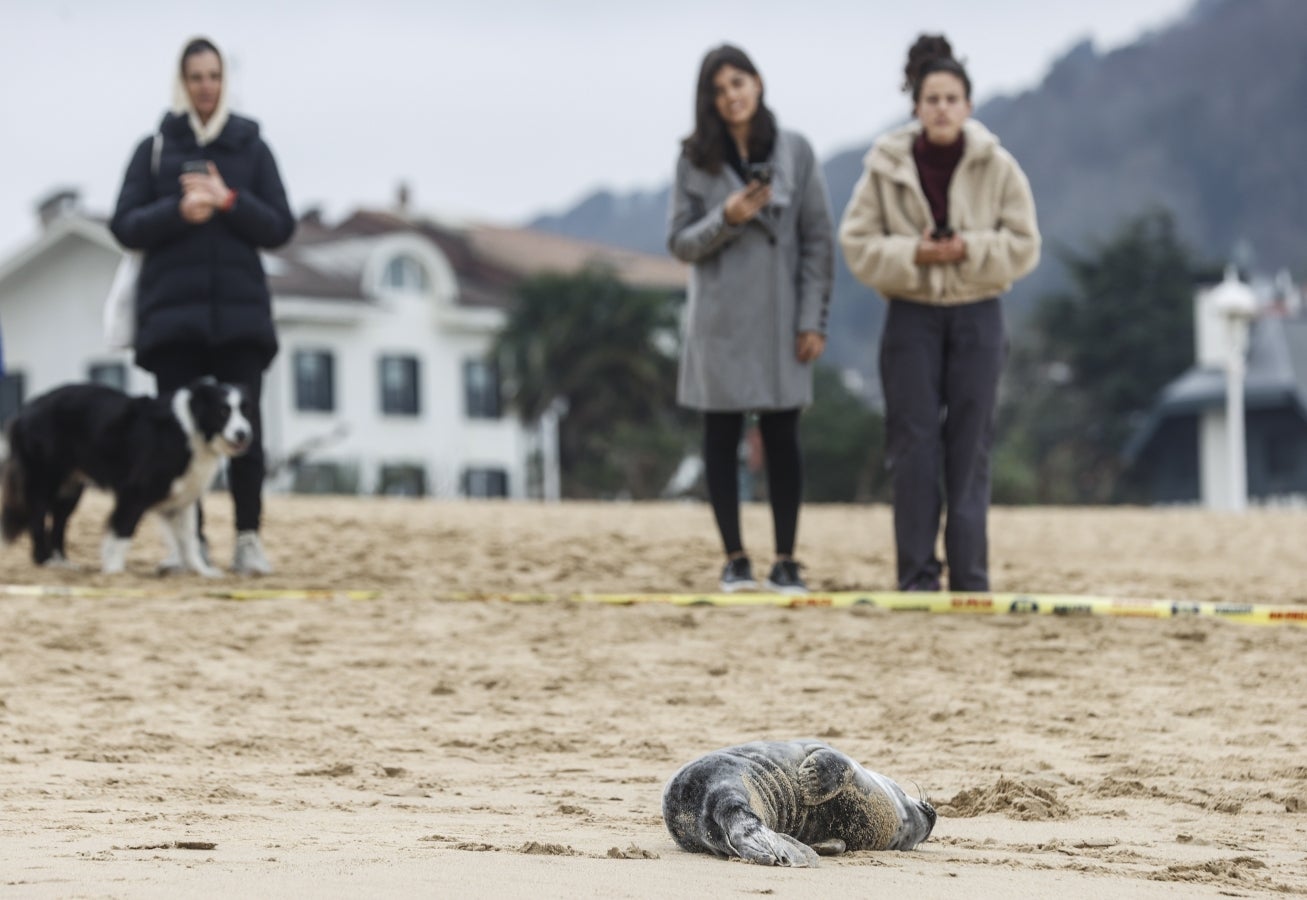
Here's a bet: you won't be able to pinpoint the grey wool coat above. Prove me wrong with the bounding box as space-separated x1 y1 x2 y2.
667 129 835 411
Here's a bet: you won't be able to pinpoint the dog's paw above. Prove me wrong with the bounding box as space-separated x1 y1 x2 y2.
194 564 223 578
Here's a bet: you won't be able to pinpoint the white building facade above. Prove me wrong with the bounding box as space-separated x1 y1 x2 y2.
0 201 534 499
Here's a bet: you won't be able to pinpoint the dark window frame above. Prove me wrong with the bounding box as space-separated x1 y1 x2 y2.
381 255 430 293
379 354 421 416
462 467 509 498
0 372 25 425
463 358 502 420
377 463 428 497
294 349 336 413
87 361 128 392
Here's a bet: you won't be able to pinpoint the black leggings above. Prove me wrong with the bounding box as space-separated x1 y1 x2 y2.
703 409 802 558
150 343 267 534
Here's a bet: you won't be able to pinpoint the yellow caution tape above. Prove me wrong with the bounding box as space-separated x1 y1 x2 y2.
4 581 1302 625
442 590 1307 626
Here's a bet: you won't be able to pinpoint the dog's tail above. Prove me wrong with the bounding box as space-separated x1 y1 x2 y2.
1 421 28 545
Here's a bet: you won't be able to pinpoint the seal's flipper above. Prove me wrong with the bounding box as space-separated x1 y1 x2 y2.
720 807 820 867
772 833 821 867
796 748 855 805
810 838 847 856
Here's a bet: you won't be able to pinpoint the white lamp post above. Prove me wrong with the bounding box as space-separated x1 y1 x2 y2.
540 396 569 503
1208 265 1257 511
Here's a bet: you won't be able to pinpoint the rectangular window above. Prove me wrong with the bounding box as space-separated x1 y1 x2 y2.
463 358 501 420
0 372 25 424
379 355 420 416
292 461 359 495
294 349 335 412
462 467 508 498
88 362 128 392
377 463 427 497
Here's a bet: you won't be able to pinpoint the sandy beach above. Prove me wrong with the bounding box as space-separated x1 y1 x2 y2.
2 494 1305 898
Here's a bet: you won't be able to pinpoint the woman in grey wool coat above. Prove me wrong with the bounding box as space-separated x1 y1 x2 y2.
667 44 835 594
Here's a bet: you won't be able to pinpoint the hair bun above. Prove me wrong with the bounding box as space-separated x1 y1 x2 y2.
903 34 956 93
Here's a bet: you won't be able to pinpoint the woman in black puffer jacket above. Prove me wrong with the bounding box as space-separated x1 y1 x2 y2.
110 36 294 576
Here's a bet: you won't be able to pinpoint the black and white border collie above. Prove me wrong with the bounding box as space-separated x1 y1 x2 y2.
1 378 252 576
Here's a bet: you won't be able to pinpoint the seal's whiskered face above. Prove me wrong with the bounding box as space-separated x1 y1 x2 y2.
186 381 253 457
872 773 937 850
896 796 937 849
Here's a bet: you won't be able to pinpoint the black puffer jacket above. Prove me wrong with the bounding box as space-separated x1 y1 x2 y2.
110 112 295 374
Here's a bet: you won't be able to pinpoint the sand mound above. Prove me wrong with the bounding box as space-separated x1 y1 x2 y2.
937 777 1071 820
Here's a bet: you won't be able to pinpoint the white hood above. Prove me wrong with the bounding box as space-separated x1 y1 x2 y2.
171 49 231 147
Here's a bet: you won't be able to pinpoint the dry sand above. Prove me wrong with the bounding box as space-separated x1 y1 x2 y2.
1 493 1305 898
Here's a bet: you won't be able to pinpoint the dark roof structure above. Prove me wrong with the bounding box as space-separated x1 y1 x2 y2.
265 208 686 310
1125 314 1307 462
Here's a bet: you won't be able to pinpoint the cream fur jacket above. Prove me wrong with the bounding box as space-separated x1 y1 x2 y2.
839 119 1040 305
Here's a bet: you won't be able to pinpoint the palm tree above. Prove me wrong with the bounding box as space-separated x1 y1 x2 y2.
494 266 691 498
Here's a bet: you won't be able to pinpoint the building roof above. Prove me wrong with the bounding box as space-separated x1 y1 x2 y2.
465 224 687 293
1124 314 1307 461
0 214 119 288
270 208 687 308
1 194 683 313
268 210 520 309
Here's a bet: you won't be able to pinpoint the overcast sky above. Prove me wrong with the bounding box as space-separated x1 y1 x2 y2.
0 0 1195 257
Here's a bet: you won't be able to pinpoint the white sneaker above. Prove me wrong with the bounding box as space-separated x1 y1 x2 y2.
232 531 273 576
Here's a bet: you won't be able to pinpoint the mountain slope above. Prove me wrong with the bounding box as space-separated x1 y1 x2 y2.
530 0 1307 391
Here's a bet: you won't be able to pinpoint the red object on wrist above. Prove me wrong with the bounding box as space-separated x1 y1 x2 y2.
220 189 238 212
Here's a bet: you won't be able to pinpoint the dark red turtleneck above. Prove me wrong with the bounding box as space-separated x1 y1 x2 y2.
913 132 964 230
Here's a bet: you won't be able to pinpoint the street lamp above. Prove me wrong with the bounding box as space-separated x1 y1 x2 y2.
1208 265 1257 511
540 396 569 503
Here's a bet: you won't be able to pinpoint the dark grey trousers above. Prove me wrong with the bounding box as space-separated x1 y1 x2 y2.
879 298 1005 591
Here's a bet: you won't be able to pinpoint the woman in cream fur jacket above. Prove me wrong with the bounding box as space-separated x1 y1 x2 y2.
839 34 1039 593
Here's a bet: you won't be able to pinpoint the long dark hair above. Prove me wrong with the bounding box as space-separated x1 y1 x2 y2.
681 44 777 174
179 36 223 77
903 34 971 105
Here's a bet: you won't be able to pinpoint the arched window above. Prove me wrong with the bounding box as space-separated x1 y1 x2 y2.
381 254 430 293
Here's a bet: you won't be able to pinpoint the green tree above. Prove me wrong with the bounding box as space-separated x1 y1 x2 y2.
995 209 1217 503
801 366 887 503
494 267 693 498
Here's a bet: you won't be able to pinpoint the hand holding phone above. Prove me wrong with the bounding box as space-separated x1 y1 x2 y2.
179 159 232 215
746 162 773 186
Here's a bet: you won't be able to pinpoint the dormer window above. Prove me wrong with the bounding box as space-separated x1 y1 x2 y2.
381 254 429 293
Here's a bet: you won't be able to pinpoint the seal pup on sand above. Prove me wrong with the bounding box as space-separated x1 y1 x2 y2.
662 740 936 867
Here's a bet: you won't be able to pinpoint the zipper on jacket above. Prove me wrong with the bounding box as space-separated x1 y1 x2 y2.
208 219 219 337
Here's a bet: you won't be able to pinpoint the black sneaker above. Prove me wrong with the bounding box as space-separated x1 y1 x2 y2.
902 573 941 592
765 560 808 595
720 557 759 593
